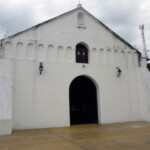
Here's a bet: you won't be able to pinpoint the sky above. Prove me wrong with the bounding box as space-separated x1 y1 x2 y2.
0 0 150 57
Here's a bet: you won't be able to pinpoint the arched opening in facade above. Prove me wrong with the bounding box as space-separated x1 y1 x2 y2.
76 43 88 63
69 76 98 125
78 12 84 25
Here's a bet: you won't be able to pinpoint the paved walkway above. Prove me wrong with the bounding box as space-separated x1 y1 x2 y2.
0 122 150 150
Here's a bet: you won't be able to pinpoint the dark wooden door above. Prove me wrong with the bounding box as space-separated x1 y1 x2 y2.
69 76 98 125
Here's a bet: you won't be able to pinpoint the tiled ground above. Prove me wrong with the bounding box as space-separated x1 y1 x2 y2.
0 122 150 150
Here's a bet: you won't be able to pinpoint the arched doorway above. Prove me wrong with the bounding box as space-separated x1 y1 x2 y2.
69 76 98 125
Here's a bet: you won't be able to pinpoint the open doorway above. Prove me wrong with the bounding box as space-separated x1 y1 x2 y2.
69 76 98 125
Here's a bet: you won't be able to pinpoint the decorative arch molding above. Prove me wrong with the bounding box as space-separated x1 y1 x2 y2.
67 46 72 50
47 44 55 61
16 42 24 59
99 48 105 64
121 50 126 66
27 43 34 60
4 42 13 58
57 46 64 62
92 48 98 64
114 49 118 52
67 46 73 63
127 51 133 67
114 50 119 66
121 50 125 53
37 44 45 60
107 49 113 65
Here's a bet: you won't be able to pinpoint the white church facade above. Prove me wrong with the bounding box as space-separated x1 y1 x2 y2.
0 4 150 135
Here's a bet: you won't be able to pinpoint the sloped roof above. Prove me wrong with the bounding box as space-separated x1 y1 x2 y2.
2 6 140 53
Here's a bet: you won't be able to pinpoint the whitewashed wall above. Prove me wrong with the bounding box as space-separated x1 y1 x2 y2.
0 59 13 135
1 6 150 131
137 59 150 122
1 38 142 129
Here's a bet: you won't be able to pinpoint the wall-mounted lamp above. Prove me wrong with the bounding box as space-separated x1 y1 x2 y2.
116 67 122 77
39 62 43 75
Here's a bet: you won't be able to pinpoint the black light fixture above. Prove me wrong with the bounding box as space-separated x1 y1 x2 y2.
39 62 43 75
116 67 122 77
